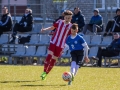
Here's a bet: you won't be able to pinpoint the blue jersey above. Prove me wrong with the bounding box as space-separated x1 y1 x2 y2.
66 34 86 51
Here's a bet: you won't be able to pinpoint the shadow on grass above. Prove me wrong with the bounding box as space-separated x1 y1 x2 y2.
0 80 40 83
21 84 66 87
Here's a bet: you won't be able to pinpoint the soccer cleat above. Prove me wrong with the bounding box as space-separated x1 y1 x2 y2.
68 80 72 85
40 72 47 80
68 73 74 85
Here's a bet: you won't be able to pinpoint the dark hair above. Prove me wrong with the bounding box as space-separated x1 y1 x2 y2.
114 32 119 35
64 10 73 16
116 8 120 13
74 7 79 11
71 23 78 30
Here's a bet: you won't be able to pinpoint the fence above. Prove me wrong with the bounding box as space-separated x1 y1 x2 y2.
0 2 120 25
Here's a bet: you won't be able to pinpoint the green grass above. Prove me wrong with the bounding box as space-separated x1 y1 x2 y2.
0 65 120 90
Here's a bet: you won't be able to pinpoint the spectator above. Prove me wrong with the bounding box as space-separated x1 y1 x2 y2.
10 8 33 43
53 10 65 23
103 8 120 36
0 6 13 35
82 9 103 35
71 7 85 32
92 33 120 67
49 10 65 35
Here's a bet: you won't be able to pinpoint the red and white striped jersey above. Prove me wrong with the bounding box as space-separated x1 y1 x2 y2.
50 19 72 48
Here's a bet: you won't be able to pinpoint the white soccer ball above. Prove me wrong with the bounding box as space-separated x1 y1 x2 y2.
62 72 72 82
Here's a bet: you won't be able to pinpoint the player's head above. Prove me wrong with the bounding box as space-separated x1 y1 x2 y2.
64 10 73 23
2 6 8 14
71 23 78 35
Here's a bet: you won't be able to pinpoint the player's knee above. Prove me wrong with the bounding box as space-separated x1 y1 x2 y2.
44 61 49 64
72 57 77 61
76 61 82 68
52 56 58 60
48 50 53 55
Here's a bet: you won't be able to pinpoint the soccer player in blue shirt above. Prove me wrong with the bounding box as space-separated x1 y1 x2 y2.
66 23 89 85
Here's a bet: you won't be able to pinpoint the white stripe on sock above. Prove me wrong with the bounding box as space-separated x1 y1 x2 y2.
74 65 79 76
70 61 76 76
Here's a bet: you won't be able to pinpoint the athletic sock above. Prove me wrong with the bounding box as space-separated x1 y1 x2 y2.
74 65 79 76
44 54 52 72
70 61 76 76
46 59 56 74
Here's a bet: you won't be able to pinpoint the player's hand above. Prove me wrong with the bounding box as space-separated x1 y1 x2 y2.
41 28 45 33
84 56 90 63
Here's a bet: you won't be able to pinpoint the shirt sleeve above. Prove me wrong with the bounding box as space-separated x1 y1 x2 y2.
79 35 89 57
82 42 89 57
53 19 61 28
79 35 86 44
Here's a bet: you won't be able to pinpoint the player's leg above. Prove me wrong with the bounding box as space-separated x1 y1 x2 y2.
69 58 76 85
71 58 77 76
74 55 84 76
68 51 77 85
74 65 80 76
40 51 52 80
46 55 58 74
44 50 53 72
70 51 77 76
46 46 63 74
41 44 55 80
43 43 55 73
40 50 53 80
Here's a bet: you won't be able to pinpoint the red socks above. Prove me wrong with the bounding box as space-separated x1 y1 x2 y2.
44 54 52 72
46 59 56 74
44 54 56 74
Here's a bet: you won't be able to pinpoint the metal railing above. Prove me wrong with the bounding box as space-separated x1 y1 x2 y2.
0 3 120 25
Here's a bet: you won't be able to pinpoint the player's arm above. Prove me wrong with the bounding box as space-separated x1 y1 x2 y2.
41 19 61 32
63 43 69 53
82 42 89 63
41 26 55 32
79 36 89 63
82 42 89 57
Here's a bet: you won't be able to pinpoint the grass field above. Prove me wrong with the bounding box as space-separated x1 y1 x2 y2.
0 65 120 90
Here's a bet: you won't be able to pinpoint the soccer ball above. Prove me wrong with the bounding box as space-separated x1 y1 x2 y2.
62 72 72 82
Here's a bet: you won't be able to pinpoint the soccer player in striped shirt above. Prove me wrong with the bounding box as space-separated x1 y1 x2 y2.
40 10 73 80
66 23 89 85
